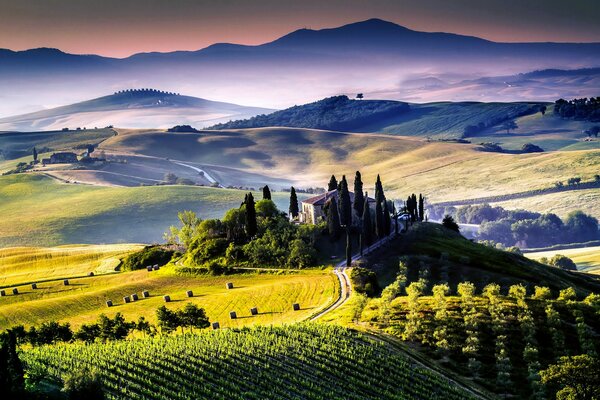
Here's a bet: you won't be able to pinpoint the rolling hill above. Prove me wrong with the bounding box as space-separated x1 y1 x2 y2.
2 19 600 117
0 89 273 131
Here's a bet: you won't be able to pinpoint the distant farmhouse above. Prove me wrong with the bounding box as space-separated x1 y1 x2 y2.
300 189 375 224
42 152 78 165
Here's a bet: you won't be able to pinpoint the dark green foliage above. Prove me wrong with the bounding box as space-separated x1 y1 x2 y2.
287 239 317 269
502 119 518 133
554 97 600 122
521 143 544 153
540 355 600 400
62 368 105 400
210 95 410 131
346 229 352 267
74 313 135 343
121 245 174 271
32 146 37 162
0 331 25 397
565 211 599 243
350 267 380 297
289 187 299 218
157 304 210 333
167 125 200 133
262 185 271 200
188 238 228 265
353 171 364 218
361 194 373 247
418 194 425 222
375 197 384 239
27 321 73 345
546 255 578 271
338 176 352 227
326 197 342 240
383 200 391 236
328 175 338 191
244 192 257 238
255 199 278 219
442 215 460 232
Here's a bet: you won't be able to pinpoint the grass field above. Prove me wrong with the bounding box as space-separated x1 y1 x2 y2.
525 246 600 275
0 245 338 330
0 174 304 247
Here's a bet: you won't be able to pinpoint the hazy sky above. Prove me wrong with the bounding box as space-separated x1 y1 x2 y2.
1 0 599 57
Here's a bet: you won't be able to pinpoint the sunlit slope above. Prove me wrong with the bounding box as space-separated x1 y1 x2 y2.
526 246 600 275
0 174 301 247
0 244 142 286
102 127 600 206
0 251 337 330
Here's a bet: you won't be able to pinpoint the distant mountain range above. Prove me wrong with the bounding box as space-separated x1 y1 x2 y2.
0 89 273 131
1 18 599 116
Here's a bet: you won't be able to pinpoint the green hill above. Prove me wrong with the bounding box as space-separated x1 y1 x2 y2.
22 324 476 400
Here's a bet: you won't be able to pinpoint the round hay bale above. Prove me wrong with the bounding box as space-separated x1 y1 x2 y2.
229 311 237 319
186 290 193 297
146 266 153 272
123 296 130 303
12 288 19 295
153 265 160 271
250 307 258 316
31 283 38 290
292 303 300 311
226 282 234 289
142 290 150 298
163 295 171 302
131 293 139 301
0 290 5 296
106 300 113 307
212 322 220 330
63 279 69 286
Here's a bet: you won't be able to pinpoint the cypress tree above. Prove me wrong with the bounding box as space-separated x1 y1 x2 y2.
328 175 338 191
353 171 364 219
375 196 384 238
262 185 271 200
412 193 418 222
32 147 38 163
361 193 373 246
338 175 352 227
289 187 299 218
326 197 342 240
346 228 352 267
244 192 257 238
383 200 391 236
0 331 24 396
418 194 425 222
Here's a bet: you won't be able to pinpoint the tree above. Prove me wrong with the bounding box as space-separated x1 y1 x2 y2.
338 175 352 227
346 227 352 267
540 355 600 400
62 368 105 400
418 194 425 222
539 105 547 116
262 185 272 200
165 210 202 247
179 303 210 332
353 171 364 219
244 192 257 238
156 305 181 333
289 187 299 219
565 210 599 242
32 146 38 163
375 196 384 238
356 93 364 100
164 172 178 184
383 200 391 236
0 331 24 397
442 215 460 232
325 197 342 240
502 119 518 134
548 255 577 271
328 175 338 191
361 193 373 247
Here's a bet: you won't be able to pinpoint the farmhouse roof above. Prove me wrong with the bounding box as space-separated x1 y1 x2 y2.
302 189 376 206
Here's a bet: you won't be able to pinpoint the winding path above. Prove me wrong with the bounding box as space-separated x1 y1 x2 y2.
172 161 222 187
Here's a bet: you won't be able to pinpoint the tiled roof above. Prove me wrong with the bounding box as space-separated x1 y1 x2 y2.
302 189 376 206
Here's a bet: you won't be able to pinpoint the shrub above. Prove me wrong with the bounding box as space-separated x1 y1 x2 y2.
62 368 105 400
120 246 174 271
350 267 380 297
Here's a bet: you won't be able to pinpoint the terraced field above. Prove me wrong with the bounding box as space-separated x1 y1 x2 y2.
23 324 476 400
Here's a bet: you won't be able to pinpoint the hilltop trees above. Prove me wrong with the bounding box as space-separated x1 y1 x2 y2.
289 187 299 219
442 215 460 232
554 97 600 121
262 185 271 200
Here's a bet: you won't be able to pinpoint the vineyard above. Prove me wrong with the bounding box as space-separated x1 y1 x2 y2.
362 279 600 399
22 324 476 400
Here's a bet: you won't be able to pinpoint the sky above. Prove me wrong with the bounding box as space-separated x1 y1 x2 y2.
0 0 599 57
